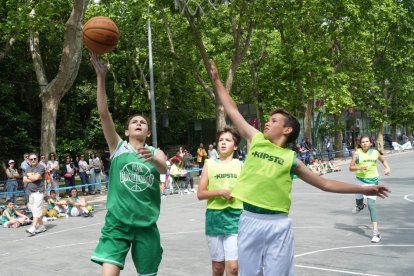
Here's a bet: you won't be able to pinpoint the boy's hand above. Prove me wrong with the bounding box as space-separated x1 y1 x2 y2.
362 185 391 199
137 148 156 163
209 59 220 83
89 52 109 77
220 190 233 200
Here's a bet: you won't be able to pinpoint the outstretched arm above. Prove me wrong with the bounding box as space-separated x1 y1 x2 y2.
210 59 259 143
378 154 391 175
90 52 121 155
295 159 390 198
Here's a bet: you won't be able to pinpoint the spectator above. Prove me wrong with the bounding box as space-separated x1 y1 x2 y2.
89 152 102 194
48 189 68 215
102 148 111 188
326 139 334 160
208 144 219 159
303 138 314 165
24 153 46 235
197 143 208 176
47 153 60 190
6 160 19 205
78 154 91 195
67 188 93 217
20 153 29 175
170 158 195 193
402 133 408 144
2 200 31 228
183 149 193 170
62 155 75 195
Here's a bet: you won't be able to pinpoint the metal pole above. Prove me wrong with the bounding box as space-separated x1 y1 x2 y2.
148 5 157 148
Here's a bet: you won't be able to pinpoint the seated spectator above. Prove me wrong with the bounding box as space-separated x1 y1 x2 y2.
48 190 68 215
2 200 31 228
170 158 195 193
182 149 193 170
317 159 328 175
308 159 320 175
327 159 341 172
67 188 93 217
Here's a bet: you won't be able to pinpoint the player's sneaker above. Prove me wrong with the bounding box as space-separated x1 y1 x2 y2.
26 226 36 235
352 204 366 214
191 188 196 193
371 232 381 243
35 225 47 234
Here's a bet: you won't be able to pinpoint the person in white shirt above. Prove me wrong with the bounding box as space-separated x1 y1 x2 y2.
208 144 219 159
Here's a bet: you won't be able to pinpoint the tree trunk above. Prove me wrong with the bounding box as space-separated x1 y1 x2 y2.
40 95 59 155
216 101 226 131
376 124 384 151
304 99 313 141
333 114 343 157
391 124 397 142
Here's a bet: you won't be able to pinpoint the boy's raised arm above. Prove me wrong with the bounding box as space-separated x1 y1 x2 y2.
210 59 259 142
90 52 121 155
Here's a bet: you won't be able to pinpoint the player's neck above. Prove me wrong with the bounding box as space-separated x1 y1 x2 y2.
219 152 234 163
128 139 146 150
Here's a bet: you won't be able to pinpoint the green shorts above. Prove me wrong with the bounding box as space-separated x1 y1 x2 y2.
91 211 162 275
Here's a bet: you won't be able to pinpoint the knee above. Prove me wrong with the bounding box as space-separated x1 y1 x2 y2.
226 262 238 275
212 262 225 276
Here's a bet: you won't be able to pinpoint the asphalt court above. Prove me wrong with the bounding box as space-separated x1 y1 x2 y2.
0 151 413 275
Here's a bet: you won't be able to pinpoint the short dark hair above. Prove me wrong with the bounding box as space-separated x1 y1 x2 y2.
6 199 13 205
216 125 241 146
124 114 151 131
270 108 300 144
50 190 56 194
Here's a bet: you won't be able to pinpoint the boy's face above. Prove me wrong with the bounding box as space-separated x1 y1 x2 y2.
50 192 56 198
264 113 291 142
125 116 150 140
7 202 14 210
218 132 237 156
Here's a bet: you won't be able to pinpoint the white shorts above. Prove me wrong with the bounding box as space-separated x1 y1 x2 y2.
70 207 85 217
355 178 377 200
29 192 44 218
206 234 238 262
160 174 166 183
3 221 10 228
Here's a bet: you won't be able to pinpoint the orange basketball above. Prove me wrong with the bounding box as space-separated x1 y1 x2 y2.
82 16 119 54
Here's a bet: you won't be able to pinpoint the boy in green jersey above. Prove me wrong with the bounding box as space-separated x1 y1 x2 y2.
89 53 167 276
349 135 391 243
210 60 391 276
197 126 243 276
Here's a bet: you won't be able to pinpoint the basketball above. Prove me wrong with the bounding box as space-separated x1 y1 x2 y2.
82 16 119 54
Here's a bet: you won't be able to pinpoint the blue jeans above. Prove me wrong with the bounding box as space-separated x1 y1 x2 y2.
6 180 18 204
79 172 92 193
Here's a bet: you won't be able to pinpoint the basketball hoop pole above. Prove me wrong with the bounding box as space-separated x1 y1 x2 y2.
148 4 157 148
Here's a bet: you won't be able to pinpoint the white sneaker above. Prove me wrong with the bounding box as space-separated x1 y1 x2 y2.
371 232 381 243
352 204 366 214
191 189 196 193
26 227 36 235
183 189 189 193
35 225 47 234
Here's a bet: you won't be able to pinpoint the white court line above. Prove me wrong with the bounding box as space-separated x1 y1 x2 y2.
295 265 381 276
161 230 203 236
295 244 414 258
45 241 96 249
404 194 414 203
12 222 104 242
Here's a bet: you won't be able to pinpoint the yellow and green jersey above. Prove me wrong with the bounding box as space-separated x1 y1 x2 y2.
355 148 379 184
231 133 296 214
48 197 58 209
205 158 243 235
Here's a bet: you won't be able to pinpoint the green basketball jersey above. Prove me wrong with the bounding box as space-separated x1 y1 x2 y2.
2 208 14 224
231 133 295 213
48 197 58 209
107 140 161 227
207 158 243 210
68 196 78 213
355 148 379 184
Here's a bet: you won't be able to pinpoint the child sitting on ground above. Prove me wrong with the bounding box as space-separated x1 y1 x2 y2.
67 188 93 217
2 200 31 228
327 158 341 172
48 189 69 216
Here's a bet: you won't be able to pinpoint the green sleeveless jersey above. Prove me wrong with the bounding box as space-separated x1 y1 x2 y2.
207 158 243 210
1 209 14 224
231 133 295 213
48 197 58 209
355 148 379 184
68 196 78 213
107 140 161 227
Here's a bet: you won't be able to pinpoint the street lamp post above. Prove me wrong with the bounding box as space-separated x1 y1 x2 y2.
148 5 157 148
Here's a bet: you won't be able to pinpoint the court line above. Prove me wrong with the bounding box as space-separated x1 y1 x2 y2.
404 194 414 203
11 222 104 242
295 265 381 276
295 244 414 258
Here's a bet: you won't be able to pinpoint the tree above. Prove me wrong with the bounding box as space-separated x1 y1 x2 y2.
29 0 89 155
